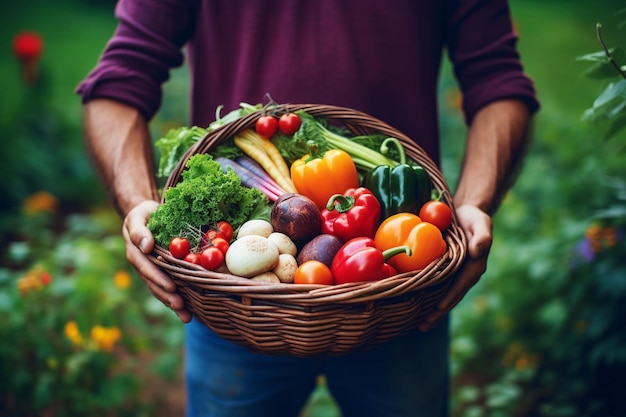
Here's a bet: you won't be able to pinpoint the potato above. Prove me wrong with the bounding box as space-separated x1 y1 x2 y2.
272 253 298 283
267 232 297 256
250 271 281 284
225 235 279 277
296 234 344 269
237 219 274 239
270 193 322 244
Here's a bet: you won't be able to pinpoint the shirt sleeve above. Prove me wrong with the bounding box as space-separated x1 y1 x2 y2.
445 0 539 123
75 0 195 121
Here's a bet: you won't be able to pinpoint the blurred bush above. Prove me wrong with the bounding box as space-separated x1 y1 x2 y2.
449 13 626 417
0 198 183 416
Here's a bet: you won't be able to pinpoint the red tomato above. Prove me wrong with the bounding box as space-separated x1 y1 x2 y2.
419 201 453 231
200 247 225 270
169 237 191 259
255 115 278 139
184 252 201 264
294 261 333 285
203 229 226 246
217 221 234 242
209 237 230 255
278 113 302 135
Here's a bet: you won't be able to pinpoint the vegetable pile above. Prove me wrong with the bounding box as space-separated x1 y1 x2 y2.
147 154 267 248
148 103 454 285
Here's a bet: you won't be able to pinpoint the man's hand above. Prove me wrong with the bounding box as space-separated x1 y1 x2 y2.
123 200 192 323
418 204 492 331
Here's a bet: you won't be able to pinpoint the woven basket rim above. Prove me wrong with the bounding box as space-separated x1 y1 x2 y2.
149 103 467 306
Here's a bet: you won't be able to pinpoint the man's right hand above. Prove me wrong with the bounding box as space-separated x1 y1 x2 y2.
123 200 192 323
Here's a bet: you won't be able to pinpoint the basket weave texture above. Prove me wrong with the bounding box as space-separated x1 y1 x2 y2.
149 104 467 357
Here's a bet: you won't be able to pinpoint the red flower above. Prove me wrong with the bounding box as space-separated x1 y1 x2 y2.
40 271 52 286
13 31 43 62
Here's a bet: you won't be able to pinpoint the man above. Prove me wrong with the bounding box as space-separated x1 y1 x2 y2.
78 1 538 416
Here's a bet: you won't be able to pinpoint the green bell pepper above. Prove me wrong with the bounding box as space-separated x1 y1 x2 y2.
362 138 432 222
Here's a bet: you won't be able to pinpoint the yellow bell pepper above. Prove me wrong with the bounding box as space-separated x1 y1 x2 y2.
290 148 359 210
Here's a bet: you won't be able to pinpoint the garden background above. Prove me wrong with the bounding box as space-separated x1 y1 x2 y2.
1 0 625 416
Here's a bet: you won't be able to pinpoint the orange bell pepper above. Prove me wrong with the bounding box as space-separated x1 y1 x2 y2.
374 212 447 272
290 148 359 209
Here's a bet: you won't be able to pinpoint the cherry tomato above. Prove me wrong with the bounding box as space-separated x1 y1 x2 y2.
199 247 225 270
203 229 226 247
184 252 201 264
169 237 191 259
209 237 230 255
217 221 234 242
419 201 453 231
255 115 278 139
278 113 302 135
294 260 334 285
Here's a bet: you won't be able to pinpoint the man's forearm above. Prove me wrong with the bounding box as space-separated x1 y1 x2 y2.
83 98 159 217
453 99 532 215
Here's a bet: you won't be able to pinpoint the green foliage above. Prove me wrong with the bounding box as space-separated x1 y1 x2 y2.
577 22 626 140
449 12 626 417
0 207 183 417
155 126 209 179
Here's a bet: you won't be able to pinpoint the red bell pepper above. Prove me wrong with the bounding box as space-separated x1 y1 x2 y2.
331 237 411 284
321 187 381 241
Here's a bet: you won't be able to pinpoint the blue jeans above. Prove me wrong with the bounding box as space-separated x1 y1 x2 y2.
185 317 449 417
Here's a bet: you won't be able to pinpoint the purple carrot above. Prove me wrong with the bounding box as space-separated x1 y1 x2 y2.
235 156 287 195
215 157 281 201
232 156 287 197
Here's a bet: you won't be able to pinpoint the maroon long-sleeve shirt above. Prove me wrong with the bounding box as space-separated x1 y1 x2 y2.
77 0 539 164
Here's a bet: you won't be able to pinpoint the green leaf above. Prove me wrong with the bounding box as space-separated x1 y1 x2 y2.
601 111 626 139
582 79 626 122
154 126 209 179
578 47 626 79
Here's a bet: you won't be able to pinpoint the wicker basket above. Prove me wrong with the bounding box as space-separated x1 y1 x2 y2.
149 104 467 357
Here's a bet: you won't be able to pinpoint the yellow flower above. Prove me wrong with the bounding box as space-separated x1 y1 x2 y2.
473 295 489 313
113 270 131 289
90 325 122 352
64 321 83 346
22 191 58 214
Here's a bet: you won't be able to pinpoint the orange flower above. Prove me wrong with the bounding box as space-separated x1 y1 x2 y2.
515 353 540 371
17 267 51 295
502 341 539 371
603 227 617 248
23 191 58 214
113 270 131 289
